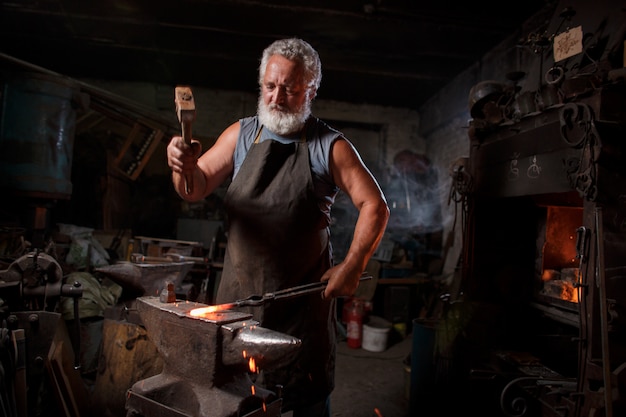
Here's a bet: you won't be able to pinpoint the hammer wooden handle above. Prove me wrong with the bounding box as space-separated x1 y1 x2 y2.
175 86 196 195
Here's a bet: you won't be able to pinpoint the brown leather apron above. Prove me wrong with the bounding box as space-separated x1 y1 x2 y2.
217 126 335 410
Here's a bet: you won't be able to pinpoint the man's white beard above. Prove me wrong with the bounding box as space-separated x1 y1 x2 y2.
257 96 311 136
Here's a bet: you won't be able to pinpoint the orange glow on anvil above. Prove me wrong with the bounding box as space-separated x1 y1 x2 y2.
189 303 236 317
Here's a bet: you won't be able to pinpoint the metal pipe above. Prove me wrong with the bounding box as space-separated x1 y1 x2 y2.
594 207 613 417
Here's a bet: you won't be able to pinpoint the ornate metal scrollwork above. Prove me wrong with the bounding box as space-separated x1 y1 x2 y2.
500 376 577 417
500 376 536 417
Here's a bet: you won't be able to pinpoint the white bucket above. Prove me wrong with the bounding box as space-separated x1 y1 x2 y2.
362 316 391 352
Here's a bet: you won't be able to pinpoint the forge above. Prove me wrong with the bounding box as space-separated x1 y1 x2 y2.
448 2 626 415
459 85 626 416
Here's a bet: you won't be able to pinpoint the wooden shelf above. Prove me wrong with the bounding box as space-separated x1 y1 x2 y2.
113 120 164 180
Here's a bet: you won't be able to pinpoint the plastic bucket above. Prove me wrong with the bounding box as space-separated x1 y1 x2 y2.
362 316 391 352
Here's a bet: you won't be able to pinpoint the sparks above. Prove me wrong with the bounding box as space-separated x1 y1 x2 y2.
248 357 257 373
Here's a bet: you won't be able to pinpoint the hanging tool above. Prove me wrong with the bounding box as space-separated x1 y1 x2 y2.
131 253 209 264
174 86 196 195
190 274 372 316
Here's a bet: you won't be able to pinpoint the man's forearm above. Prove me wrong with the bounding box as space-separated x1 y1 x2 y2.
344 201 389 269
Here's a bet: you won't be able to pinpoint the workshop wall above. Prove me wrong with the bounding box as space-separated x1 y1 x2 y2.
64 79 423 238
59 11 533 280
411 6 555 283
28 2 551 281
80 79 423 176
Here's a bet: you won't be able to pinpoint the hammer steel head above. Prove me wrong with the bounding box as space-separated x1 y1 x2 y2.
175 86 196 123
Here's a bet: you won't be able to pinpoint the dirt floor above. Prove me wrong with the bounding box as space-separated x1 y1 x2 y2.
283 327 412 417
331 334 411 417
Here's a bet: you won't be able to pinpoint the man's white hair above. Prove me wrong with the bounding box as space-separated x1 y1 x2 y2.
258 38 322 95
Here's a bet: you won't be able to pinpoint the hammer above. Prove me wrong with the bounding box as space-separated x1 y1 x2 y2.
174 86 196 195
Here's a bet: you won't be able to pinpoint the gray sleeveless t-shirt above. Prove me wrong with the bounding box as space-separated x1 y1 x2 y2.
233 115 343 224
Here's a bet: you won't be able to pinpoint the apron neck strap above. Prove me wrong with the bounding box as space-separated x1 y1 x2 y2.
254 125 307 144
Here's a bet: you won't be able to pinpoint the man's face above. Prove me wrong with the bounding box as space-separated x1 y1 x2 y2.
258 55 312 135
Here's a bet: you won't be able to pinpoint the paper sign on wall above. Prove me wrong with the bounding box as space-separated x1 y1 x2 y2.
553 26 583 62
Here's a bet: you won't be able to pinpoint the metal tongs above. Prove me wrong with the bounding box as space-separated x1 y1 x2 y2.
189 274 373 316
190 274 371 314
233 274 372 307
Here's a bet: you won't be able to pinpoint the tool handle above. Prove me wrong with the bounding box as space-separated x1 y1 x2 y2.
130 253 207 263
232 274 373 308
182 120 192 145
175 86 196 195
182 121 194 195
183 172 194 195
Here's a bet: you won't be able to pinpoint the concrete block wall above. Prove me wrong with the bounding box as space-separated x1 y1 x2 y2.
85 79 422 179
